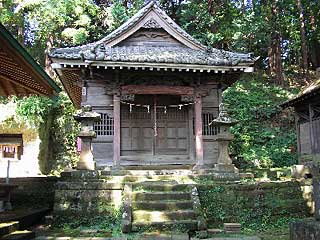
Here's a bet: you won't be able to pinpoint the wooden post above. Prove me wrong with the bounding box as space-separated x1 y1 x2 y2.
294 112 301 162
309 104 315 155
194 95 204 168
113 95 121 168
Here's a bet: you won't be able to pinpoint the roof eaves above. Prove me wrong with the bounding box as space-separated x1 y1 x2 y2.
0 23 61 95
281 85 320 108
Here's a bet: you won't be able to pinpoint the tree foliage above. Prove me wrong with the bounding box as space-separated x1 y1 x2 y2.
15 94 79 175
1 0 319 80
1 0 319 171
224 74 299 168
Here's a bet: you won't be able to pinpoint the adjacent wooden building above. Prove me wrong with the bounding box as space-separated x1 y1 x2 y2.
0 23 60 97
50 1 255 169
282 79 320 164
0 23 60 177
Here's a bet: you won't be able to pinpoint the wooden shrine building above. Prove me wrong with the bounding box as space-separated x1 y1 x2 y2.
0 23 60 177
50 1 256 169
282 78 320 164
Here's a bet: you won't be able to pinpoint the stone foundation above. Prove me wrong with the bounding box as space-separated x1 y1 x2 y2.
54 171 314 229
290 219 320 240
0 177 56 208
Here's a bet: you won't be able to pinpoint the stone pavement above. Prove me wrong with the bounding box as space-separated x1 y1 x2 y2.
35 235 261 240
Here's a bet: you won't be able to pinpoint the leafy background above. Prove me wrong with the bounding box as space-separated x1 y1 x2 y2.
1 0 319 173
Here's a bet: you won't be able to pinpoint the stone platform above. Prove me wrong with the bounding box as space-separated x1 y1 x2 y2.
54 169 242 233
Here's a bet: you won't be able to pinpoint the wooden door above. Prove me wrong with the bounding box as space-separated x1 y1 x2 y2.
121 105 153 156
155 107 189 156
120 95 191 165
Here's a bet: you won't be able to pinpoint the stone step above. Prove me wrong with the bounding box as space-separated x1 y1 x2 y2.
133 183 190 192
2 230 35 240
0 222 19 236
133 209 197 222
114 175 184 182
139 233 189 240
132 200 193 211
119 164 192 171
132 191 191 201
102 169 193 176
132 219 198 232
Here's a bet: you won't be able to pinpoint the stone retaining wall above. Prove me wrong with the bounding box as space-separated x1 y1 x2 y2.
0 177 57 208
53 173 314 231
198 180 313 227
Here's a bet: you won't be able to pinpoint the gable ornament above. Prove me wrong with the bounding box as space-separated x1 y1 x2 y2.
143 18 161 29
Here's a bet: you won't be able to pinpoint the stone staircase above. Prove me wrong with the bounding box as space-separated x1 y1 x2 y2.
0 221 35 240
122 180 206 233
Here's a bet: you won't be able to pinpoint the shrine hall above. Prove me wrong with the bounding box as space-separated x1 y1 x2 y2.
50 0 256 169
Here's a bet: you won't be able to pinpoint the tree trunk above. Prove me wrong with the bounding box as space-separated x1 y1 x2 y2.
17 25 24 46
296 0 309 78
268 0 284 85
268 32 284 85
309 5 320 69
45 34 55 77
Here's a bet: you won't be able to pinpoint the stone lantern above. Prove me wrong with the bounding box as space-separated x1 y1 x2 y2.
74 105 101 171
212 103 239 173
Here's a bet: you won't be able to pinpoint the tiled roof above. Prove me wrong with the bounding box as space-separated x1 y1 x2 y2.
50 1 255 66
51 45 254 66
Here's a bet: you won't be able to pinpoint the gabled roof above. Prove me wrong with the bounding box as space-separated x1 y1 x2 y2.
50 1 256 108
50 1 256 68
0 23 60 97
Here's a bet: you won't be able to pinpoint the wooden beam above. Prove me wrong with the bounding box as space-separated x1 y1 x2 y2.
0 78 8 96
0 38 56 95
309 104 315 156
0 75 42 96
121 85 194 95
5 79 17 95
294 112 302 162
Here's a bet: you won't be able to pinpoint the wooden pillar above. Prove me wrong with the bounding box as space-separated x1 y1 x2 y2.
309 104 315 155
194 95 204 167
113 95 121 168
13 146 18 160
294 112 301 162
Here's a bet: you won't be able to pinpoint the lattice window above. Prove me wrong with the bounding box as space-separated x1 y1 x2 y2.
94 113 114 136
202 113 220 136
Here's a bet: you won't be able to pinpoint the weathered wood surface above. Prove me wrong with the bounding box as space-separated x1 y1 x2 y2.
117 29 184 48
194 96 204 166
121 85 194 95
120 96 190 165
113 95 121 168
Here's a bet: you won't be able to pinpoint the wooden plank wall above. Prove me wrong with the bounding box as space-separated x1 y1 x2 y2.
83 80 221 167
202 85 220 166
84 80 114 167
